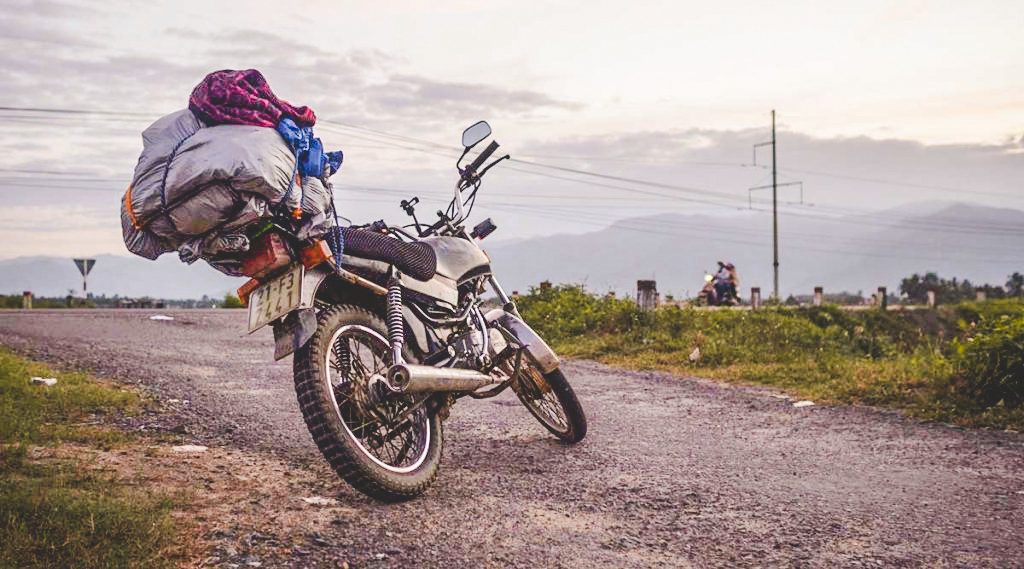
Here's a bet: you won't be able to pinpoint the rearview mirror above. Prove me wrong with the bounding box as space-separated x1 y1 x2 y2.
461 121 491 149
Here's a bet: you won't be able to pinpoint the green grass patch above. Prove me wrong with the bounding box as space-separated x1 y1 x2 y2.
520 285 1024 430
0 347 139 447
0 460 180 569
0 347 184 568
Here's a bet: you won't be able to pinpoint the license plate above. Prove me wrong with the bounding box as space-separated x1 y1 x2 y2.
247 264 303 332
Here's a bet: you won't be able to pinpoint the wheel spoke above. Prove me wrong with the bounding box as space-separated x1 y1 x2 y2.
324 325 430 472
515 363 570 433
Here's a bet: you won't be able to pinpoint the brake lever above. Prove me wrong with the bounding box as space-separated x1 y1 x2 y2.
477 154 510 179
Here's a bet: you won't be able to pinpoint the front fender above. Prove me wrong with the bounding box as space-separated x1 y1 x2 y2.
484 308 560 374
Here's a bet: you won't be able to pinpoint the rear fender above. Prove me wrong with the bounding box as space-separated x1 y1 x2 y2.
484 308 560 374
270 264 332 361
299 264 333 309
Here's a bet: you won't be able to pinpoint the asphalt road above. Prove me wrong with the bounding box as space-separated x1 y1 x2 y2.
2 309 1022 568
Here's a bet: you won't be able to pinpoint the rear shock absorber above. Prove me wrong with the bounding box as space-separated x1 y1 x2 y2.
387 277 405 366
333 340 352 377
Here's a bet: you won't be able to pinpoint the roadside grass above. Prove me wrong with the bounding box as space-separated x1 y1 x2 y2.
520 285 1024 430
0 347 184 568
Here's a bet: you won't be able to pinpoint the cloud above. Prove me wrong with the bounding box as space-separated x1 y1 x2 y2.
0 0 105 48
361 73 580 118
0 6 1021 263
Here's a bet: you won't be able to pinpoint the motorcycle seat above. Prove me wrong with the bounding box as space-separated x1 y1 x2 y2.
340 227 437 281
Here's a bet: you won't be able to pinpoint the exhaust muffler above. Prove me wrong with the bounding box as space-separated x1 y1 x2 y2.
387 363 496 393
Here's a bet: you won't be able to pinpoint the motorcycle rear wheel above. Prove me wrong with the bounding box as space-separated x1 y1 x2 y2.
293 304 442 502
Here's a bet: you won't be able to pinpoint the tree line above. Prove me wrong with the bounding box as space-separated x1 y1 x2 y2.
900 272 1024 304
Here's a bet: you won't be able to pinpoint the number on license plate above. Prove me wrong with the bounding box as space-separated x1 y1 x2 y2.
247 265 303 332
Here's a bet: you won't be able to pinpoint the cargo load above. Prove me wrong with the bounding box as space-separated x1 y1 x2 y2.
120 69 342 276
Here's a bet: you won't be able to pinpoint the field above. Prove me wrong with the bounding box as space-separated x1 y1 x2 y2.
519 286 1024 430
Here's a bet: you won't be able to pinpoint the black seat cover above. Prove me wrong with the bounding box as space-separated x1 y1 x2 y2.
341 227 437 281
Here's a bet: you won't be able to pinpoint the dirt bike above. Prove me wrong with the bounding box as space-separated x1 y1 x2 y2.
235 121 587 501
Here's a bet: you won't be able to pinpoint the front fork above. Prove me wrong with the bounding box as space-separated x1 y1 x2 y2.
488 275 520 317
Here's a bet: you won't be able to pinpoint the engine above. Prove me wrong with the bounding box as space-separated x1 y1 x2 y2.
448 324 508 368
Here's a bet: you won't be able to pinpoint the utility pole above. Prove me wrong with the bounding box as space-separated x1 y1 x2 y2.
771 110 778 301
751 110 801 301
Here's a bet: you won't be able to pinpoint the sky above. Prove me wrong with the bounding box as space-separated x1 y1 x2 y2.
0 0 1022 262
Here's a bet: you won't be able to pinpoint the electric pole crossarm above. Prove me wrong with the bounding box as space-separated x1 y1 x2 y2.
748 181 802 191
748 182 804 209
752 141 773 165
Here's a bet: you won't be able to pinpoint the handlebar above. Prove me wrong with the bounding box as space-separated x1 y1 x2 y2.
467 140 500 174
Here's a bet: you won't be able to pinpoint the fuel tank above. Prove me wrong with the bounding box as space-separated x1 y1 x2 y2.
420 236 491 282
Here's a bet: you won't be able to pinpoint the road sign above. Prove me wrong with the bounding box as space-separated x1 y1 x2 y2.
73 258 95 277
73 258 96 293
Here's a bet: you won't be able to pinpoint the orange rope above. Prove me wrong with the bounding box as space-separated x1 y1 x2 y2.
124 185 142 229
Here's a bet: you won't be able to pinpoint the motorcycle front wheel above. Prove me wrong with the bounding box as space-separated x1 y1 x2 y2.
511 358 587 444
293 304 442 502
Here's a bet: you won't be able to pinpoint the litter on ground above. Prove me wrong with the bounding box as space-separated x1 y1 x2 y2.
30 376 58 386
149 314 175 321
171 444 209 453
688 347 701 362
302 496 339 507
792 400 815 408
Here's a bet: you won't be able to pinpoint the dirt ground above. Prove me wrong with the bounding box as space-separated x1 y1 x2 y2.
2 309 1023 568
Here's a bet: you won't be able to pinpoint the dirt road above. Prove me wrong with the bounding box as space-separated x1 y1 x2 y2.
2 309 1021 567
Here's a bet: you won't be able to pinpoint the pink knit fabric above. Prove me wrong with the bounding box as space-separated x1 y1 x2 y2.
188 69 316 128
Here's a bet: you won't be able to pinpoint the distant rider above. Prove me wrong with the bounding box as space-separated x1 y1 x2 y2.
714 261 739 304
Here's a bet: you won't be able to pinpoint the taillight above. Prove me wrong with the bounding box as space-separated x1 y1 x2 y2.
300 240 333 268
240 233 291 279
237 278 260 307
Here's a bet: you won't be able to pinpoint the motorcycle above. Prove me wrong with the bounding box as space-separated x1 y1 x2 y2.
696 272 738 307
235 121 587 501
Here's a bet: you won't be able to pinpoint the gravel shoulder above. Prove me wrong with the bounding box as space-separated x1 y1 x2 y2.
1 309 1022 568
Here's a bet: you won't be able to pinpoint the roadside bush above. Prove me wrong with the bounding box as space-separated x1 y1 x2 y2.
952 315 1024 409
951 299 1024 327
644 308 844 366
222 293 244 308
798 306 926 358
517 285 642 342
515 285 1023 428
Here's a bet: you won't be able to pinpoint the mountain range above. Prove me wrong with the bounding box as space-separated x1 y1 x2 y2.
485 201 1024 298
1 202 1021 300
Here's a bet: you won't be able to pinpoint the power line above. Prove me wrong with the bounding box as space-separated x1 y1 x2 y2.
0 106 154 117
2 105 1023 238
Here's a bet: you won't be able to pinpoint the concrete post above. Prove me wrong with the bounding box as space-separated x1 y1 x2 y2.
878 286 888 310
813 286 823 307
975 288 986 302
21 291 32 310
636 280 658 311
926 289 936 309
751 287 762 310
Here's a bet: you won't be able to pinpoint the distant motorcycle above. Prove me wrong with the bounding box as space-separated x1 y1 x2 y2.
235 121 587 501
696 272 739 306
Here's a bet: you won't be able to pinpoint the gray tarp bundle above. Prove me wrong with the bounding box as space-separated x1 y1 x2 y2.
121 109 335 275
